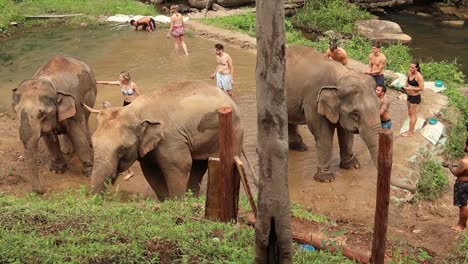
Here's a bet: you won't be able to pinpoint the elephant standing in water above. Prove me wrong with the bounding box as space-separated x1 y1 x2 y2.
285 45 381 182
12 56 97 194
86 81 244 201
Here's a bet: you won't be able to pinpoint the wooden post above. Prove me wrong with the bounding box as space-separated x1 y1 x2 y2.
370 130 393 264
205 157 222 220
219 107 238 222
234 156 257 217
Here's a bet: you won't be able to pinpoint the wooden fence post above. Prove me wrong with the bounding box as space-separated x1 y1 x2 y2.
370 129 393 264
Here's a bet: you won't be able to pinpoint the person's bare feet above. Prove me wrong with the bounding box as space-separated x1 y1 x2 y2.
123 170 134 181
401 131 414 137
450 224 465 231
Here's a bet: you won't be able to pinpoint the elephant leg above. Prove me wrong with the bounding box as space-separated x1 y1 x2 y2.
337 128 360 169
187 159 208 196
43 134 68 173
65 119 93 177
307 119 335 182
288 123 308 151
59 134 74 154
139 152 170 201
156 143 192 199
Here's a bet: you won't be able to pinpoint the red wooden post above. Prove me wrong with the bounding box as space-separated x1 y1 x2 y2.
218 107 238 222
370 130 393 264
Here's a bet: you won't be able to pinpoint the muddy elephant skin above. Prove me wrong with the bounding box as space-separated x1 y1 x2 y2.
89 80 244 201
285 45 381 183
12 56 97 194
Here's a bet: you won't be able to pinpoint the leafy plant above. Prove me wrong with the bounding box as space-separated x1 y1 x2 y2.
414 149 449 201
421 60 465 85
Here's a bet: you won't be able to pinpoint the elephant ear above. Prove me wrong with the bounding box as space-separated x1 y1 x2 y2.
137 121 165 157
11 88 21 113
317 86 340 124
57 92 76 121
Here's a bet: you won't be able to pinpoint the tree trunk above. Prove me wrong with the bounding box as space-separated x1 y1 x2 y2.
254 0 292 263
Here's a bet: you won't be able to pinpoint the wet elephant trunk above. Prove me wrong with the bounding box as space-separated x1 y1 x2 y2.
360 123 416 193
90 151 118 194
20 110 44 194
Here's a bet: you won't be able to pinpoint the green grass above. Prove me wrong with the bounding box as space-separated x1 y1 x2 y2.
291 0 371 35
0 190 356 263
0 0 155 32
203 12 256 37
414 149 449 201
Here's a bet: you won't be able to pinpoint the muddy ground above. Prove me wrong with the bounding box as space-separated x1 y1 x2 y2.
1 21 466 261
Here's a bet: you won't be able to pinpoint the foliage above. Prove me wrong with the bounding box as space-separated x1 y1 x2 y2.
290 203 328 223
0 190 353 263
0 0 155 32
414 149 449 201
381 43 412 73
444 232 468 263
291 0 371 35
421 60 466 85
203 12 256 37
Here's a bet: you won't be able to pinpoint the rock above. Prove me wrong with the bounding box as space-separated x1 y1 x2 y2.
189 8 200 13
217 0 255 7
356 19 412 44
212 3 226 11
188 0 214 9
440 20 465 28
415 12 432 18
9 22 18 27
178 4 190 13
323 30 336 38
436 4 468 20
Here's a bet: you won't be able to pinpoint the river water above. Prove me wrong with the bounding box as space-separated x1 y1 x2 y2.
380 12 468 80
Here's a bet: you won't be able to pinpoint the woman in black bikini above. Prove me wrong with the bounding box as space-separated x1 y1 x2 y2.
96 71 140 179
402 61 424 137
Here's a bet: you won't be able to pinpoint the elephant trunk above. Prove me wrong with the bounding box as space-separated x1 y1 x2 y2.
19 109 44 194
90 150 118 194
360 122 417 193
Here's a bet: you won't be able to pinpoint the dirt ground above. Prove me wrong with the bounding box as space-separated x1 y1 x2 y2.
1 21 466 261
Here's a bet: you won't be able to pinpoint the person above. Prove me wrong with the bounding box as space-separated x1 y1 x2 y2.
129 17 156 32
166 5 188 56
446 139 468 231
375 86 391 129
401 61 424 137
210 43 234 97
96 71 141 180
325 39 348 66
365 42 386 90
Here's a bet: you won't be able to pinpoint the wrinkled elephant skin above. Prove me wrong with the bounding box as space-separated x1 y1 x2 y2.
12 56 97 194
285 45 381 182
89 80 244 201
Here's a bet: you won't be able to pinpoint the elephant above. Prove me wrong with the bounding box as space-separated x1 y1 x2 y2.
85 80 244 201
285 45 380 183
12 56 97 194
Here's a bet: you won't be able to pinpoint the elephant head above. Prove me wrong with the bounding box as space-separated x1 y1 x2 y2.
85 105 165 194
12 79 77 193
317 72 381 165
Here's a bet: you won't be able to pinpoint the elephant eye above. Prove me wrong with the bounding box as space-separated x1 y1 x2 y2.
38 109 47 120
350 112 360 121
118 146 127 154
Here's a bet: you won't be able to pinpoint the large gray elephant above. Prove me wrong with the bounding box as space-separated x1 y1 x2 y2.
12 56 97 194
86 80 244 201
285 45 380 182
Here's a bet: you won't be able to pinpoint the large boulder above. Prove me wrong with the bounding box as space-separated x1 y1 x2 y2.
189 0 214 9
356 19 412 44
217 0 255 7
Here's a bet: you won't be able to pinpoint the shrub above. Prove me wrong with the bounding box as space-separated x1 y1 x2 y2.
203 13 256 37
420 60 465 85
291 0 371 35
415 149 449 201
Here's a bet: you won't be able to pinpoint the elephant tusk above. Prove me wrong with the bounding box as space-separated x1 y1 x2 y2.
82 102 100 114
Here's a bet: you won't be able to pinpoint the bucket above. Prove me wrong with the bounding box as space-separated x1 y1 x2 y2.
435 80 444 87
428 118 438 125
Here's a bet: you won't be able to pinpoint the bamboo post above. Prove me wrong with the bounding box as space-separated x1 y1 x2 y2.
370 130 393 264
234 156 257 217
218 107 238 222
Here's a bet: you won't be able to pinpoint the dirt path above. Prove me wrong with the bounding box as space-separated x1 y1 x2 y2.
0 20 466 260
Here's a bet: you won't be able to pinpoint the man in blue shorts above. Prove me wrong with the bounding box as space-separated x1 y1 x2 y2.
210 43 234 97
365 42 386 90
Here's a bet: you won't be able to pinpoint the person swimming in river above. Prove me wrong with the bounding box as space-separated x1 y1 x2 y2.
96 71 141 180
129 17 156 32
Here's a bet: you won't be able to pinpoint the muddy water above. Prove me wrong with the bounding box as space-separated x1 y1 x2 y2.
0 26 408 215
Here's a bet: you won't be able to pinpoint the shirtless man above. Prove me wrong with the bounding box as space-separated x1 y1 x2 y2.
375 86 391 129
210 43 234 97
365 42 386 90
325 41 348 66
446 139 468 231
129 17 156 32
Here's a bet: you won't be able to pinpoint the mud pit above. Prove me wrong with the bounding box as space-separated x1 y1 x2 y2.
0 24 465 260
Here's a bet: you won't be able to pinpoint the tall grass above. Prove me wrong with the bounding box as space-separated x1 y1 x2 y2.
291 0 371 35
414 149 449 201
0 0 155 31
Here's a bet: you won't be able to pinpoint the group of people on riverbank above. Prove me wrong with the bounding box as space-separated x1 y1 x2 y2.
326 40 424 136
